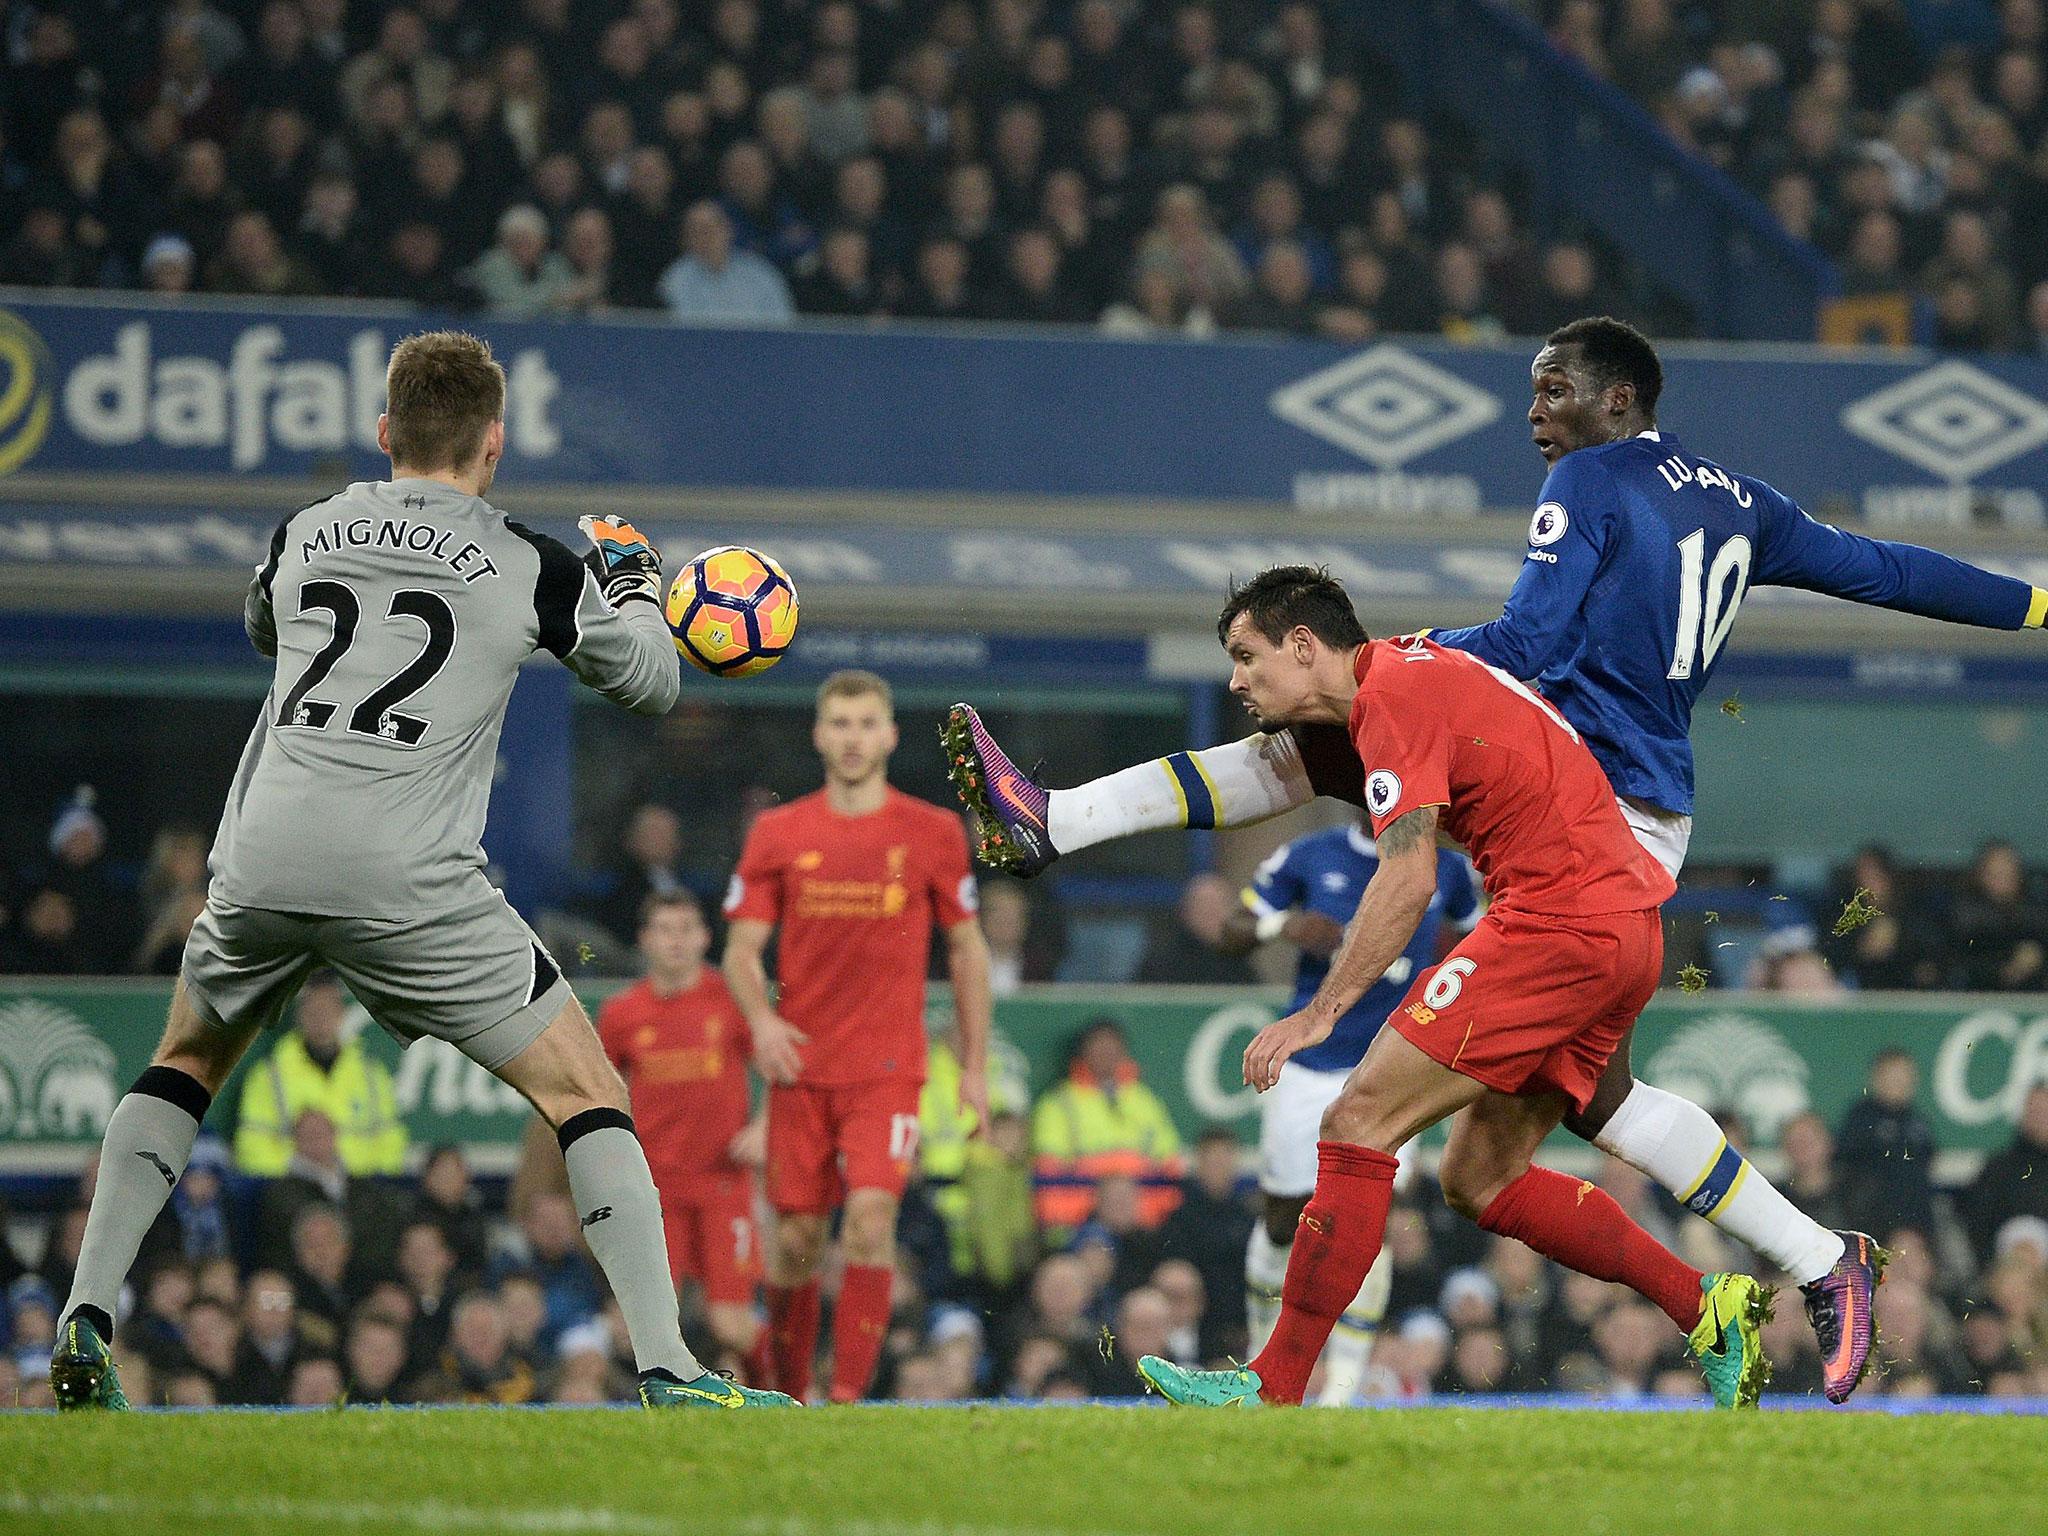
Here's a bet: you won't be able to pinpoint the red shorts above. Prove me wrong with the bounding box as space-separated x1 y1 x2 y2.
765 1077 923 1215
658 1171 762 1306
1387 906 1663 1113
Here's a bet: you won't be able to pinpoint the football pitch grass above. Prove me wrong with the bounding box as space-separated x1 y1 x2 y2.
5 1404 2047 1536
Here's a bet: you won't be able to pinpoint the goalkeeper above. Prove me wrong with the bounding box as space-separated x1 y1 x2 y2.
52 331 793 1412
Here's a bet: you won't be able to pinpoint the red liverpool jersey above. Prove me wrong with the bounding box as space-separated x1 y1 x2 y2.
1348 638 1675 917
725 787 977 1085
597 971 753 1183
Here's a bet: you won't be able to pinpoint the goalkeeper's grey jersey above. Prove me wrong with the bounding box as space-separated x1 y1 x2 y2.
210 477 678 918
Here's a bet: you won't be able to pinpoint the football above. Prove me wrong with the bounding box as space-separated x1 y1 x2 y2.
666 545 801 677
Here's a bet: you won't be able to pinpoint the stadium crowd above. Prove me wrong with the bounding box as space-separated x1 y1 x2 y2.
2 977 2045 1408
1 0 2046 348
4 785 2046 998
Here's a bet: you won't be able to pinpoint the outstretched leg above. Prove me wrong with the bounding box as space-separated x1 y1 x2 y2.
495 998 793 1408
944 707 1312 874
1568 1039 1878 1403
54 980 259 1408
1442 1091 1773 1409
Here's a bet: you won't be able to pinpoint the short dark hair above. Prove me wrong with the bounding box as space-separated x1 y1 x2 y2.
1217 565 1369 650
384 330 505 472
639 889 705 929
1544 316 1663 417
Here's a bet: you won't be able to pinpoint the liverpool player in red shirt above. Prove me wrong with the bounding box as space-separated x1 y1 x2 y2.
723 670 993 1403
598 892 767 1380
1137 568 1772 1410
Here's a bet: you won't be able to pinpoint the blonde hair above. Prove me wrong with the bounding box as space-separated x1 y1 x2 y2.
384 331 506 472
816 669 892 714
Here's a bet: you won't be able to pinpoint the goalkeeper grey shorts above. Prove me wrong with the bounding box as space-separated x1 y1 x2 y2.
180 884 572 1071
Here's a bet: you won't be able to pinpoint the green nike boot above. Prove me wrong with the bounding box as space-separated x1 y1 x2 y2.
638 1369 798 1408
51 1311 131 1411
1137 1356 1264 1407
1688 1273 1774 1410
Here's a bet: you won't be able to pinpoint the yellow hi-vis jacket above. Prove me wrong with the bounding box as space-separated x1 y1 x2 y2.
1029 1064 1184 1237
232 1033 408 1176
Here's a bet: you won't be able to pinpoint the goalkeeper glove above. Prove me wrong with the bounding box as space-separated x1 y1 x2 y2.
578 515 664 609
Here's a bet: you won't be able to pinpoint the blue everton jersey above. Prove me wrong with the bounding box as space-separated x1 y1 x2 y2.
1430 431 2037 815
1243 825 1479 1074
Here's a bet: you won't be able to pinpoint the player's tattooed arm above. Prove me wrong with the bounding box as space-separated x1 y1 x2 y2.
1243 806 1441 1092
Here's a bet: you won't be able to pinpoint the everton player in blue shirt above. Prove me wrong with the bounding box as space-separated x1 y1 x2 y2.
944 317 2048 1404
1214 817 1477 1404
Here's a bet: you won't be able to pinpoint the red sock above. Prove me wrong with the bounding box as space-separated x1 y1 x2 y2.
828 1264 894 1404
765 1281 820 1401
1248 1141 1399 1404
742 1326 773 1389
1479 1166 1704 1333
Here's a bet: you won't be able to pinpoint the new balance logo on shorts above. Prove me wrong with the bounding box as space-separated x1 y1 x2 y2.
581 1206 613 1228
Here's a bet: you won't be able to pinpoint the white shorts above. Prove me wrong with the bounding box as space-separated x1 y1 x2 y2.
1259 1059 1353 1197
1618 796 1691 881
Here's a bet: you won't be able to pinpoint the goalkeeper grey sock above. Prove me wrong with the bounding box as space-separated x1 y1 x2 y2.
559 1109 703 1381
62 1067 210 1337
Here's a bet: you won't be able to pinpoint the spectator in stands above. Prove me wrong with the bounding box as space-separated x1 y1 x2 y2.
138 234 197 295
1524 241 1610 336
717 138 814 270
416 1145 491 1276
2028 281 2048 354
252 1110 383 1274
466 203 575 316
34 786 135 971
234 973 407 1177
594 803 696 945
898 235 980 322
344 1308 415 1404
1221 240 1321 335
1031 1017 1184 1242
138 27 242 147
1154 1126 1254 1360
294 173 372 296
1939 840 2048 990
414 1292 537 1405
1922 209 2021 348
228 1269 301 1405
0 885 92 974
284 1203 356 1348
1822 844 1940 988
1434 241 1507 342
985 225 1089 324
1837 1048 1939 1241
1133 184 1248 316
208 209 322 297
369 220 465 308
659 197 794 322
1138 874 1257 986
396 1219 462 1363
794 224 883 317
1960 1085 2048 1268
1777 1111 1854 1240
1841 208 1912 301
493 1192 605 1340
1097 266 1218 338
1753 926 1847 995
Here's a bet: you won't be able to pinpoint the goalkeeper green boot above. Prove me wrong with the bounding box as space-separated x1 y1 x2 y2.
1688 1273 1774 1410
51 1310 130 1411
638 1369 798 1408
1137 1356 1264 1407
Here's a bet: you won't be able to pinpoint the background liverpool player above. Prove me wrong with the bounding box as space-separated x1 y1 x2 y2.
723 670 994 1403
598 892 768 1382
